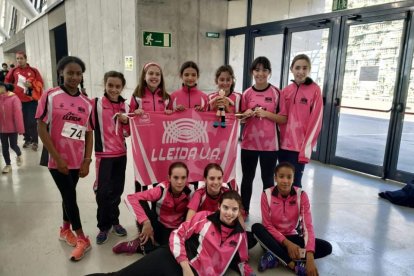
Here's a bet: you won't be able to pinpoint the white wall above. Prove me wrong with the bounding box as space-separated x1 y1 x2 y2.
65 0 137 99
24 16 53 90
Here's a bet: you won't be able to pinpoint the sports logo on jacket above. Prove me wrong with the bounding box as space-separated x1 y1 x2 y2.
62 112 81 122
162 118 209 144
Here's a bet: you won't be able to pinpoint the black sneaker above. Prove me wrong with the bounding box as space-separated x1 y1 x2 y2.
23 142 32 148
32 143 38 151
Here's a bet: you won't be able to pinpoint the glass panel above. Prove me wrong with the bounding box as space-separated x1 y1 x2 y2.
289 28 330 88
228 35 245 93
253 34 284 88
228 0 247 29
397 64 414 173
347 0 399 9
335 20 404 165
252 0 333 24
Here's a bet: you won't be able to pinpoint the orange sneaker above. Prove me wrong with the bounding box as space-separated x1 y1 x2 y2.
59 227 77 247
70 237 91 261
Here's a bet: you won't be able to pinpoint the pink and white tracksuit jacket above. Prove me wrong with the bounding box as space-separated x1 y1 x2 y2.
279 78 323 163
170 210 254 276
261 186 316 252
0 92 24 133
170 85 208 111
208 90 242 113
125 181 192 229
129 87 171 112
92 94 130 158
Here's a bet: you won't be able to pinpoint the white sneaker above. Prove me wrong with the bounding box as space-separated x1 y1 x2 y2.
2 165 12 174
16 156 23 166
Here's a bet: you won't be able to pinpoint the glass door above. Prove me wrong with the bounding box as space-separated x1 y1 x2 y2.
330 15 406 176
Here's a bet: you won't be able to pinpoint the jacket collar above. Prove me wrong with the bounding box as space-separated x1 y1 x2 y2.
291 77 314 86
104 93 126 103
272 185 298 198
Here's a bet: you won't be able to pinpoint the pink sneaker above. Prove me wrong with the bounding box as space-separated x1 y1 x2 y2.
70 237 91 261
59 227 77 247
112 237 140 254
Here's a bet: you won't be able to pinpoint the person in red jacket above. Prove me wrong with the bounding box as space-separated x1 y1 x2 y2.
0 82 24 173
170 61 208 112
251 162 331 276
87 191 255 276
112 161 192 255
92 71 130 245
5 51 43 151
278 54 324 188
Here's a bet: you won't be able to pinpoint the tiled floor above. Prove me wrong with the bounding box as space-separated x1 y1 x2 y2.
1 140 413 276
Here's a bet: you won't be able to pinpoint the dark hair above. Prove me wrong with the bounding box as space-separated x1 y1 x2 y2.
250 56 271 73
274 162 295 175
215 65 235 93
9 64 15 68
180 61 199 76
2 63 7 67
104 71 126 88
219 190 243 210
168 161 189 177
290 54 312 70
203 163 224 178
16 51 27 59
57 56 86 74
133 62 169 101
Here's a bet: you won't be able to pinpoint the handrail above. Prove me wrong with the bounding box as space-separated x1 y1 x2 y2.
338 105 392 113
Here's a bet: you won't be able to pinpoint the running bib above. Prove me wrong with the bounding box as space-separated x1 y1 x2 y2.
61 122 86 140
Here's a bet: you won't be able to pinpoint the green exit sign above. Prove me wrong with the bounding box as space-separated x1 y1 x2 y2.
206 32 220 38
143 31 171 47
332 0 347 11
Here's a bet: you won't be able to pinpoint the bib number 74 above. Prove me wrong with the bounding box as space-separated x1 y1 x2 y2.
61 122 87 140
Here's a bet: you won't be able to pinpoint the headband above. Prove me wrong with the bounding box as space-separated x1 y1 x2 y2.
143 62 161 72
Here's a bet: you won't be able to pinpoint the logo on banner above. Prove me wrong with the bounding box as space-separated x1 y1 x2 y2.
162 118 208 143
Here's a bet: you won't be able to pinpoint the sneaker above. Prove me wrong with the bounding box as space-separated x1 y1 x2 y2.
112 238 140 254
2 165 12 174
23 141 31 148
32 143 38 151
16 156 23 166
59 227 77 247
295 261 306 276
70 237 91 261
96 230 109 244
258 251 278 272
112 224 127 236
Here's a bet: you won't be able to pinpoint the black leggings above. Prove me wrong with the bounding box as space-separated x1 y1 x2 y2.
86 246 192 276
95 156 127 231
22 101 38 143
0 133 21 165
137 199 173 254
240 149 277 212
252 223 332 266
50 169 82 231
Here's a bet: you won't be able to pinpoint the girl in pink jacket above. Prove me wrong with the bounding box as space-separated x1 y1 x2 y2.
113 162 192 255
279 54 324 187
0 82 24 173
252 162 331 276
170 61 208 112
